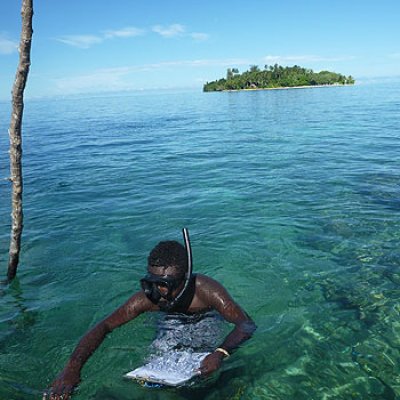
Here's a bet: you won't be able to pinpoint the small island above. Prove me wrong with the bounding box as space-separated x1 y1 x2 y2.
203 64 355 92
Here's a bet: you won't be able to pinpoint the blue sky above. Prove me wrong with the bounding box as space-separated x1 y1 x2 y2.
1 0 399 99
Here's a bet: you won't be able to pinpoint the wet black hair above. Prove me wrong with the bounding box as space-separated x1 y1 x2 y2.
147 240 188 274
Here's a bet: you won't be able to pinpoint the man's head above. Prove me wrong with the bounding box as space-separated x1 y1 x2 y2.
147 240 188 274
141 240 189 306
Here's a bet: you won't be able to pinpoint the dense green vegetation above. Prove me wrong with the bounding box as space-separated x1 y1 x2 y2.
203 64 355 92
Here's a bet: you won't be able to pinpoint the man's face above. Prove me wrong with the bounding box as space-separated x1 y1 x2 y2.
147 265 185 302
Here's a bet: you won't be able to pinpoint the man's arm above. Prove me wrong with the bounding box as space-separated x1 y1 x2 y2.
196 275 257 375
44 291 151 399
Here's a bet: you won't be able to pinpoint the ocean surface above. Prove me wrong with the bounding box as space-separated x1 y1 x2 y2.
0 80 399 399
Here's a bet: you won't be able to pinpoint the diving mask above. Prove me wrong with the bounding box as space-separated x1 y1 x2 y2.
140 273 185 303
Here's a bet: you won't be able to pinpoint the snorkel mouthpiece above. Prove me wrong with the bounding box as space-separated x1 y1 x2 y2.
141 228 193 310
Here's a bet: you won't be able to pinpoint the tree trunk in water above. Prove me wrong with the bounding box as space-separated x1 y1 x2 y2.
7 0 33 281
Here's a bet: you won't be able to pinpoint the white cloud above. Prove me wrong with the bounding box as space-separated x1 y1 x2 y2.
52 58 251 94
57 23 208 49
56 28 144 48
151 24 209 41
152 24 186 38
55 67 132 93
103 27 145 39
190 32 210 41
56 35 103 49
0 35 18 54
136 58 250 70
263 54 355 65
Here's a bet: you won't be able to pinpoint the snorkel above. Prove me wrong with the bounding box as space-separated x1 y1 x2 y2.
141 228 193 311
165 228 193 310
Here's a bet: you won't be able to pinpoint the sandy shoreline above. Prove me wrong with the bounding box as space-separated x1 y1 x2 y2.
219 84 353 92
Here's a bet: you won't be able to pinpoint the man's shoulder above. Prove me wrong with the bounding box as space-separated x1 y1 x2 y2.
195 273 221 286
191 274 240 314
195 274 229 296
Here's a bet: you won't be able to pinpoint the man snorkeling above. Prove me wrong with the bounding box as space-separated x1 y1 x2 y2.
44 228 256 399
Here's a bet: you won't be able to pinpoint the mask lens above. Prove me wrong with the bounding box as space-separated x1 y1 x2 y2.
140 278 152 292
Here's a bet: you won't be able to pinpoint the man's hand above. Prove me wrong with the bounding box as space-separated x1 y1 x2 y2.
199 351 225 376
42 369 80 400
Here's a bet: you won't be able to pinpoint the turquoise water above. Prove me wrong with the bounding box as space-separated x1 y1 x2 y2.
0 81 399 399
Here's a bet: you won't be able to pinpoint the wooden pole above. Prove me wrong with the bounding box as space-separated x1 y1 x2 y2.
7 0 33 281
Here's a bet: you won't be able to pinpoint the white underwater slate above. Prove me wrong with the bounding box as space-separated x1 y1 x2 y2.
124 351 209 386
